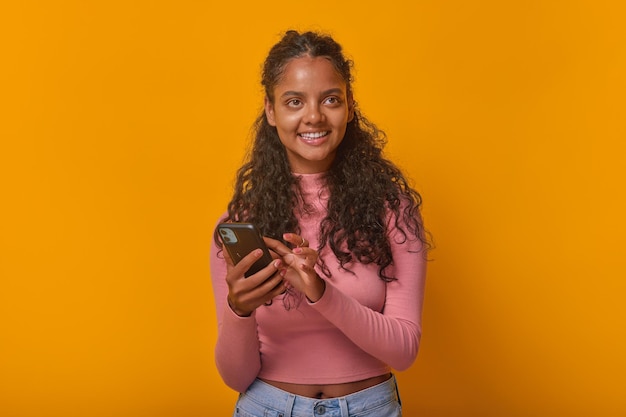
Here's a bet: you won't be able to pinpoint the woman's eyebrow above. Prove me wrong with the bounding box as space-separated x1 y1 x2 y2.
279 88 345 99
280 90 302 99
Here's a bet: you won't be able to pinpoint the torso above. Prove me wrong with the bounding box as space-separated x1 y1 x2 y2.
260 373 392 399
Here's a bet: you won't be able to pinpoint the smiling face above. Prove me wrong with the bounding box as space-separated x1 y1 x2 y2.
265 55 354 174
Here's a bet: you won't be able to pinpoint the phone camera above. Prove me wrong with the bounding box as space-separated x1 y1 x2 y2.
218 226 238 244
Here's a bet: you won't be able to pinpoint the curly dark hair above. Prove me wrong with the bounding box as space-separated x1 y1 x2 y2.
217 30 430 281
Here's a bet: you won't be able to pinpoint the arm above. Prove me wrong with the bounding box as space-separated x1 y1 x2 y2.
210 229 285 392
310 222 427 370
311 226 426 370
275 222 427 371
210 240 261 392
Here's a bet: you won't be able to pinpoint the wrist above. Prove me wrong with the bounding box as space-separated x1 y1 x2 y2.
305 275 326 303
227 296 252 317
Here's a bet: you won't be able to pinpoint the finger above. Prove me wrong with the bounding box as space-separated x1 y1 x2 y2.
292 246 317 258
264 236 293 256
247 271 286 303
260 280 289 306
268 274 288 295
254 258 282 281
283 249 319 271
228 266 284 310
283 233 308 248
231 249 275 281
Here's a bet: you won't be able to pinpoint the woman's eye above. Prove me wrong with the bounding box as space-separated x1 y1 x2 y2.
287 99 302 107
325 97 340 105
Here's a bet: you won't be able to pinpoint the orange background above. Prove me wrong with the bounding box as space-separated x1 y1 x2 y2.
1 1 625 416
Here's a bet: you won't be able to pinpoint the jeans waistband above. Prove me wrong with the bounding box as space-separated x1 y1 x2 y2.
242 374 399 416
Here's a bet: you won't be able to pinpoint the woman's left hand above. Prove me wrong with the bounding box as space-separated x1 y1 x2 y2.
264 234 326 303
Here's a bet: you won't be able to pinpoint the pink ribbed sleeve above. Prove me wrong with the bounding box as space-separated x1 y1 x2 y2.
307 226 426 370
210 241 262 393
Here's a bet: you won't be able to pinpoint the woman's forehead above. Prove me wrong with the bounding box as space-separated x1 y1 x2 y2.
274 56 347 91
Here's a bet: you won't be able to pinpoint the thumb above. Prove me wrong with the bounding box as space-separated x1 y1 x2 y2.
282 253 299 268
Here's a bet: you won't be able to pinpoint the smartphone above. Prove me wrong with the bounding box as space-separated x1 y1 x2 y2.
217 222 274 277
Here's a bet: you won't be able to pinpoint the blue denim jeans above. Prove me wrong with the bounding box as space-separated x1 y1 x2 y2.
233 375 402 417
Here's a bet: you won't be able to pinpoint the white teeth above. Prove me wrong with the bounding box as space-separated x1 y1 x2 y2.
299 131 328 139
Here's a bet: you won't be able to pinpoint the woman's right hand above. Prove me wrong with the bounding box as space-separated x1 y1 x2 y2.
223 248 285 317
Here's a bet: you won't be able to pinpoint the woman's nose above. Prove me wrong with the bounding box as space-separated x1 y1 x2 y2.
306 104 323 124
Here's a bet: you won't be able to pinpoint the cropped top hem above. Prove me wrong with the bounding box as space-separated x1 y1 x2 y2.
257 366 392 385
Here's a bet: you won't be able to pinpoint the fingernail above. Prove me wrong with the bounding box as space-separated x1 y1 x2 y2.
293 247 302 254
254 249 262 257
274 259 281 268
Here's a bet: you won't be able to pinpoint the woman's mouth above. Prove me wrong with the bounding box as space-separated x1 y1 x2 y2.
298 131 329 141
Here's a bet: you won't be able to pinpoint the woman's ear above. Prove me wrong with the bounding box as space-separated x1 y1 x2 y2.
264 96 276 126
347 95 355 122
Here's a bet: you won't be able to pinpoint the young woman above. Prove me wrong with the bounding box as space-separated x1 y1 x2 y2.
210 30 429 417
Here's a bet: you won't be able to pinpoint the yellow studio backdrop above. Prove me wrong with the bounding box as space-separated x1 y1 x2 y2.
1 1 624 416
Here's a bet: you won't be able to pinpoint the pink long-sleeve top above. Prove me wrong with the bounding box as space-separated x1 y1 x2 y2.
210 173 427 393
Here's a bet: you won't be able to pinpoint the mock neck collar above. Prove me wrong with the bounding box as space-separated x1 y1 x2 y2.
293 171 328 195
